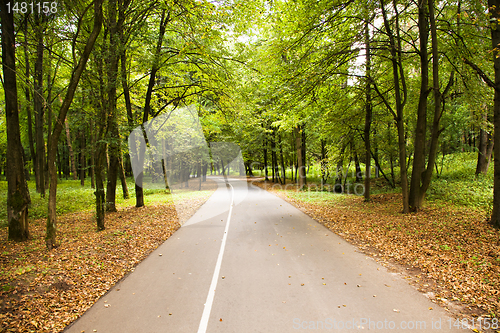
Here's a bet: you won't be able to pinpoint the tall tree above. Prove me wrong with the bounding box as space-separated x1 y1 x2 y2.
375 0 409 213
46 0 104 249
1 1 31 241
105 0 121 212
363 17 372 201
489 0 500 228
134 8 168 207
33 13 47 195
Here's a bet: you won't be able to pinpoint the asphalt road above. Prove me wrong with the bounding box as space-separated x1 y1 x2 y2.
65 177 464 333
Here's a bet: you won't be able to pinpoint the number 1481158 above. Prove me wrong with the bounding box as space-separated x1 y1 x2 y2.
6 2 58 14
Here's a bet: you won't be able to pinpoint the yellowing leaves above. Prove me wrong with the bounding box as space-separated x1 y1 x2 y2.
0 204 180 332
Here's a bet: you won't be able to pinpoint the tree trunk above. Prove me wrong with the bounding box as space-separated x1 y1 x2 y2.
105 0 120 212
1 2 31 241
271 130 276 182
263 136 269 181
134 9 168 207
489 0 500 228
409 0 429 210
202 162 208 181
64 119 78 180
335 143 345 186
34 14 46 196
354 148 362 183
90 121 96 189
118 153 130 199
417 0 453 206
80 130 85 186
364 20 372 201
295 125 306 189
380 0 409 213
320 139 328 185
23 21 37 190
279 133 286 185
95 141 106 231
46 0 103 249
476 112 493 176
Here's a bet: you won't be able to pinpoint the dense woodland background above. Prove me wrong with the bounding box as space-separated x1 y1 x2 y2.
0 0 499 247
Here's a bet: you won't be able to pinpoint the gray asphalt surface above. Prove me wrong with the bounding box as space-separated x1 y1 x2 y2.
65 177 464 333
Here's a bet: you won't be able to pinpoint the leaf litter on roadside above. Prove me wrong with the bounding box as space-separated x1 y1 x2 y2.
0 186 216 333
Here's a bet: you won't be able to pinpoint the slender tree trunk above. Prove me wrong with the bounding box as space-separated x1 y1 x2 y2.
118 153 130 198
90 121 96 189
134 10 168 207
34 14 46 196
46 0 103 249
1 2 31 241
380 0 409 213
476 112 493 175
80 130 85 186
202 162 207 182
320 139 328 185
486 133 494 172
95 141 106 230
64 119 78 180
354 148 362 183
489 0 500 228
364 19 372 201
295 125 306 189
279 133 286 184
45 49 56 190
263 136 269 181
105 0 120 212
24 22 37 190
335 143 345 186
302 127 306 183
271 130 276 182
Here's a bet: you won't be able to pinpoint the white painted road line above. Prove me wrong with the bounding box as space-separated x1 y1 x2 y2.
197 183 234 333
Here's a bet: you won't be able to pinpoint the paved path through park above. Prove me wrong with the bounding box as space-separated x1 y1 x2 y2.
66 177 464 333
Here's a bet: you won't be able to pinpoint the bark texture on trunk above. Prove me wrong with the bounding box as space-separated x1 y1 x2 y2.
364 19 372 201
490 0 500 228
34 14 46 195
476 113 494 176
409 0 429 210
1 2 31 241
105 0 120 213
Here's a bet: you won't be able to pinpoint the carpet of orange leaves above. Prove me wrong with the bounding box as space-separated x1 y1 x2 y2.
0 204 180 332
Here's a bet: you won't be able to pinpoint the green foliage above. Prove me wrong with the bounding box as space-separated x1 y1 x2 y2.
426 153 493 212
0 178 172 228
283 190 346 205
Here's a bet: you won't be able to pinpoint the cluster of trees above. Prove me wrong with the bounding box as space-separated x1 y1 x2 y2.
226 0 498 219
2 0 500 248
0 0 245 247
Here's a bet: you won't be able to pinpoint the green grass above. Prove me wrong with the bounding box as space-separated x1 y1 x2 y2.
253 152 493 212
0 177 173 227
282 189 347 205
426 152 493 212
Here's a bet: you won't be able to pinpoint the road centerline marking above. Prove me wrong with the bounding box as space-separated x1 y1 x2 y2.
197 182 234 333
